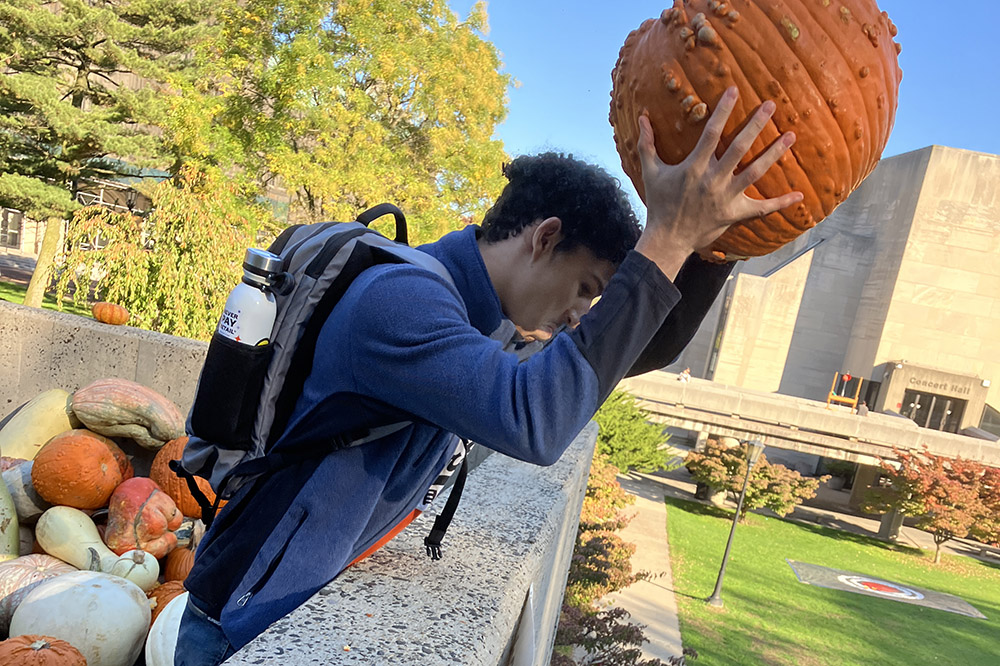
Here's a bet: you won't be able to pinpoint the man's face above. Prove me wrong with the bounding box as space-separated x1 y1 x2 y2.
509 243 616 339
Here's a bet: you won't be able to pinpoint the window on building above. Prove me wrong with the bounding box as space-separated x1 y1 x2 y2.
901 389 966 433
1 209 23 249
981 404 1000 439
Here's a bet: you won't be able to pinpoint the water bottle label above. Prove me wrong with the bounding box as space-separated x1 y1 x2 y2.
219 307 270 346
219 308 240 339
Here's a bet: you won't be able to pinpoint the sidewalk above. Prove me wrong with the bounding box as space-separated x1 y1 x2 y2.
599 472 684 663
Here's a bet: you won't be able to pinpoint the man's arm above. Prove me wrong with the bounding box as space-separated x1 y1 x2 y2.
626 253 734 377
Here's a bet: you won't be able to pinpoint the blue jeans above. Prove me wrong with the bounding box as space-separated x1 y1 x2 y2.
174 597 237 666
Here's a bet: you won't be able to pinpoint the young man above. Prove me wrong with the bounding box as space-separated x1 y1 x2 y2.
175 88 803 665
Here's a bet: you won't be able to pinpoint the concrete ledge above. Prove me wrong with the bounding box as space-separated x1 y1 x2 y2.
224 423 597 666
0 299 207 414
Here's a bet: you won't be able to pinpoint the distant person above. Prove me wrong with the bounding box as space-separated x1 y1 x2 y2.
678 367 691 382
857 400 869 417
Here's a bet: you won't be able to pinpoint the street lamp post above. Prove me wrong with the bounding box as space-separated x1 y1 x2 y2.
707 439 765 608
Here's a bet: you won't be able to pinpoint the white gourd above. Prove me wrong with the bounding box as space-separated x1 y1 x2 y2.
9 570 151 666
108 549 160 592
35 505 119 572
0 476 18 562
145 591 190 666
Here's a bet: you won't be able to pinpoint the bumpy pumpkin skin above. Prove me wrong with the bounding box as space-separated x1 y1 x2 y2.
609 0 902 260
71 378 185 451
31 430 124 509
92 301 130 325
149 437 224 519
105 477 183 557
0 634 87 665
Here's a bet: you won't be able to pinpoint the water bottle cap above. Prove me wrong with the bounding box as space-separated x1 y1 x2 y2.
244 248 282 276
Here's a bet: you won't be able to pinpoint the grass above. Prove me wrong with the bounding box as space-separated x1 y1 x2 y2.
665 497 1000 665
0 280 92 317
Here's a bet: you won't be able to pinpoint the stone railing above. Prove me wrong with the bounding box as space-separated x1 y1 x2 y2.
0 300 207 413
0 299 593 665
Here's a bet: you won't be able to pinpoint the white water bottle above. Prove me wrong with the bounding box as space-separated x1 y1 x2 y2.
217 248 282 346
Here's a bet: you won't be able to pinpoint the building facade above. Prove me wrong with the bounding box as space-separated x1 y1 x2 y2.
669 145 1000 436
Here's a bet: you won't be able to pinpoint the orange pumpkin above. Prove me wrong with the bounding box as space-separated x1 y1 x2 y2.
164 546 195 583
148 580 186 624
91 301 130 325
0 635 87 665
31 429 124 509
149 436 224 519
609 0 902 261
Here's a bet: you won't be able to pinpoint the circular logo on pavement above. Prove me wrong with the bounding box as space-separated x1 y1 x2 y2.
837 575 924 600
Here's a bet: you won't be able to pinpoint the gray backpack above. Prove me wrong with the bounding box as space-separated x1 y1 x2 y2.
172 205 474 556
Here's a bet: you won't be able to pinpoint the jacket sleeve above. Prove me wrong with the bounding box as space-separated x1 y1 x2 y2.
626 253 735 377
340 251 679 466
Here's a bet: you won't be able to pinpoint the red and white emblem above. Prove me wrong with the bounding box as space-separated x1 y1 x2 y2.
837 575 925 600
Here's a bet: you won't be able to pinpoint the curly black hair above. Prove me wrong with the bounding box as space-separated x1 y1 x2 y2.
480 153 640 265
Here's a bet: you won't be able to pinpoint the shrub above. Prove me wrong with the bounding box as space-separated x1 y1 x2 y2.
863 448 987 563
594 390 674 473
686 439 824 521
552 455 694 665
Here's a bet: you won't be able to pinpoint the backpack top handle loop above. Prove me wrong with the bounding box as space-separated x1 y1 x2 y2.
357 203 408 246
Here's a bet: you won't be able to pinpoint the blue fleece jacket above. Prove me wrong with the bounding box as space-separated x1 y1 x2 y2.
184 225 721 649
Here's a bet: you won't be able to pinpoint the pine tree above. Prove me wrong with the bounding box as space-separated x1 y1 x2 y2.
0 0 213 305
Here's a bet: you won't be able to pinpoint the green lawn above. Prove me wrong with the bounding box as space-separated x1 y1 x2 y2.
0 280 92 317
666 497 1000 665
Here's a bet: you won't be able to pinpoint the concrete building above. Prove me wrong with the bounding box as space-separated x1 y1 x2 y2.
669 145 1000 437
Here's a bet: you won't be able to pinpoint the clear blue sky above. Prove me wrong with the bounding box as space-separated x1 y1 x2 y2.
450 1 1000 205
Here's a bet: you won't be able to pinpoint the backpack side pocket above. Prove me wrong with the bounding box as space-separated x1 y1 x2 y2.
190 332 273 452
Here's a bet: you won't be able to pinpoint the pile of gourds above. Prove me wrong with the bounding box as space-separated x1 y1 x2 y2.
0 378 218 666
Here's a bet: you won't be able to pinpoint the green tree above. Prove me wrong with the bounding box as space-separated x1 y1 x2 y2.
55 166 280 340
0 0 214 306
594 390 676 473
186 0 510 243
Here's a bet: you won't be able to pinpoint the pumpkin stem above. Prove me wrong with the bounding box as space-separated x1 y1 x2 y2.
30 639 52 650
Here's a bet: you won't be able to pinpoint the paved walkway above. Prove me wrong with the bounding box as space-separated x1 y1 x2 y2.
600 472 684 663
599 466 1000 664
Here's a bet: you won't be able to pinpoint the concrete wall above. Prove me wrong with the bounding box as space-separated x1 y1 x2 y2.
711 252 812 392
1 299 592 665
226 424 596 666
876 146 1000 410
0 299 207 416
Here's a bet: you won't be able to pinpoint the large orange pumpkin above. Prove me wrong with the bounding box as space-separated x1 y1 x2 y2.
149 436 224 519
0 635 87 665
31 429 124 509
610 0 902 261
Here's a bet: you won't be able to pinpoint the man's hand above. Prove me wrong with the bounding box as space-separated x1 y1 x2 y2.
634 86 804 279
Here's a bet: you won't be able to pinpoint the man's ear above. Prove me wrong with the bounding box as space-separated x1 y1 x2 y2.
529 217 563 262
